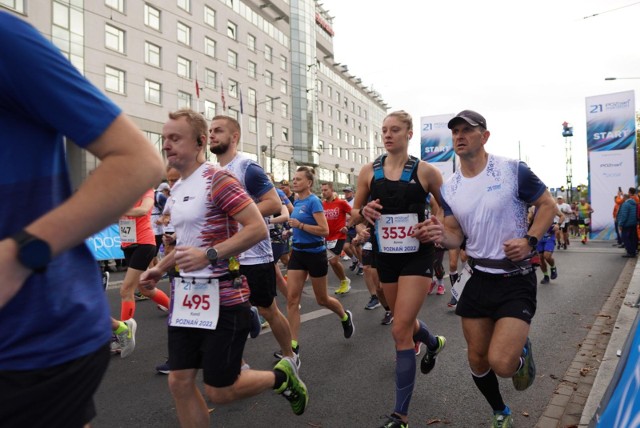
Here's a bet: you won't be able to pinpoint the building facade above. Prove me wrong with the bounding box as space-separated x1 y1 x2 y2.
2 0 388 190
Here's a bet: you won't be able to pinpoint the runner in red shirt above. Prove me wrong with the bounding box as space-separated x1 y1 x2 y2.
321 182 355 295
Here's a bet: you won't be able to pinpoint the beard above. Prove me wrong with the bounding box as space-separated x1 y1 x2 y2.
209 140 231 155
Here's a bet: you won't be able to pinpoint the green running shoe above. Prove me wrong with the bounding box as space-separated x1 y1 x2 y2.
274 356 308 415
492 406 513 428
512 337 536 390
420 335 446 374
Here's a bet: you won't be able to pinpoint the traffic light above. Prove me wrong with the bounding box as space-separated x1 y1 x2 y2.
577 185 582 192
560 186 565 192
562 121 573 137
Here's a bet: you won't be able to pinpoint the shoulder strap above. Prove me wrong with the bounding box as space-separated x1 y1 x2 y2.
373 154 386 181
400 155 419 183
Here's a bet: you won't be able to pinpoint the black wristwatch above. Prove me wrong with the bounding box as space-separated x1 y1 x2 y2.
11 230 52 273
524 234 538 249
205 247 218 265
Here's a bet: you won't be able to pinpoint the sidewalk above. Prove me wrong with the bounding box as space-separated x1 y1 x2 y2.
536 254 639 427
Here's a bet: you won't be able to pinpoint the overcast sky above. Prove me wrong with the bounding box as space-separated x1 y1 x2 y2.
320 0 640 188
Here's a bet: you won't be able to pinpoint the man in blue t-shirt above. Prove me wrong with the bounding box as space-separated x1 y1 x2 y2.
0 12 164 427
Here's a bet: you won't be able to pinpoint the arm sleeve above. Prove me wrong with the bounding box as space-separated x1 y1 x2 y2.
517 161 546 204
244 164 274 199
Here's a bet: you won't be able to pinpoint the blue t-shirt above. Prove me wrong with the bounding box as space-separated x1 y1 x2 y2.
292 194 325 253
0 12 120 370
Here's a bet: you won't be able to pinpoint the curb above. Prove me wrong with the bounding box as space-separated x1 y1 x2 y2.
535 257 637 428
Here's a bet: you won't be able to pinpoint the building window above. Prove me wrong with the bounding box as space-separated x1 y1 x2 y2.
248 88 256 106
227 49 238 69
280 55 287 71
318 120 324 133
328 124 333 137
249 117 257 133
228 79 238 98
264 44 272 62
247 34 256 51
266 122 274 138
177 0 190 13
105 24 125 54
248 60 257 78
144 4 160 30
177 21 191 46
105 66 125 94
328 143 333 156
204 68 216 88
204 100 216 119
177 91 191 109
327 85 332 98
280 79 287 94
344 131 349 143
204 5 215 27
228 108 239 121
144 42 161 67
1 0 24 13
336 128 341 140
264 70 273 87
227 21 237 40
328 105 332 118
317 79 323 92
281 102 288 118
265 96 274 112
344 149 349 160
105 0 124 13
336 91 340 103
204 37 216 57
177 56 191 79
336 109 341 121
317 100 323 112
282 127 289 142
145 79 161 104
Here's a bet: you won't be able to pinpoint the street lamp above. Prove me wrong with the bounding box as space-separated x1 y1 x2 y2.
255 96 280 163
605 77 640 80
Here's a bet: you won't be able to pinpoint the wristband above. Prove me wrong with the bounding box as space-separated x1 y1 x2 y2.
359 207 364 217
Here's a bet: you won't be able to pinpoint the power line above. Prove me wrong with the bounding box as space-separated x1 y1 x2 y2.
583 1 640 19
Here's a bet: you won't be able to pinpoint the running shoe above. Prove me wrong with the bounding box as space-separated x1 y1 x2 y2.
379 413 408 428
342 310 355 338
550 266 558 280
436 283 445 295
274 344 301 368
447 295 458 308
491 406 513 428
335 278 352 295
110 334 121 354
274 356 308 416
349 260 358 271
381 311 394 325
420 335 446 374
427 281 436 295
155 360 170 375
365 295 381 310
414 341 422 356
540 276 550 284
356 266 364 276
512 337 536 390
134 290 149 301
117 319 137 359
260 315 269 329
342 254 351 261
249 306 262 338
102 271 110 291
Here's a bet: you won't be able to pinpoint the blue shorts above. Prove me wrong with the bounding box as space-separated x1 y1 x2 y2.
536 237 555 253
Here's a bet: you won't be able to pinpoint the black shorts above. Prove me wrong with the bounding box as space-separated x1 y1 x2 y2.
361 248 377 268
288 250 328 278
154 234 163 254
569 219 579 227
455 269 537 324
168 304 251 388
327 239 346 257
123 244 156 270
240 262 277 308
0 343 110 428
375 245 435 283
560 223 568 233
271 242 287 262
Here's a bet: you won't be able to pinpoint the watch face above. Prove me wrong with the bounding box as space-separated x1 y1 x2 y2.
206 248 218 260
21 239 51 271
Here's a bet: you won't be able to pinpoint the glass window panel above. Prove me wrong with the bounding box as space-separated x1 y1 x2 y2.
144 4 160 30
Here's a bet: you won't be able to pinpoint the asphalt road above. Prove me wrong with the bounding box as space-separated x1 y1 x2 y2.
93 239 628 428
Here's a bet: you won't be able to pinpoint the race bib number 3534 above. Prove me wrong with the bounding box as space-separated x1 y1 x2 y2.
375 213 419 253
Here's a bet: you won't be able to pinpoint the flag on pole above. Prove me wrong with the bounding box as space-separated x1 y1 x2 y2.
239 85 244 115
195 71 200 99
220 78 226 111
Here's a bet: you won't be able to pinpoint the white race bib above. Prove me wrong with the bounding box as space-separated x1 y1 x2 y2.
375 213 419 253
363 241 373 250
169 278 220 330
326 239 338 249
118 219 136 243
451 263 473 301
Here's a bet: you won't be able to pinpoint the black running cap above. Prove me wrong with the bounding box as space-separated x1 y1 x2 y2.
447 110 487 129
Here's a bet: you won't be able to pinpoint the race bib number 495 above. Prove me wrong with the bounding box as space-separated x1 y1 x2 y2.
376 213 419 253
169 278 220 330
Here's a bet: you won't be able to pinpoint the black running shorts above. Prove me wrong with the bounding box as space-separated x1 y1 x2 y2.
123 244 156 271
168 304 251 388
241 262 277 308
0 343 110 428
455 269 537 324
288 250 328 278
375 245 435 283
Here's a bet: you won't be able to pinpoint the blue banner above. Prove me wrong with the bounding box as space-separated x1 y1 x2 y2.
85 224 124 261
